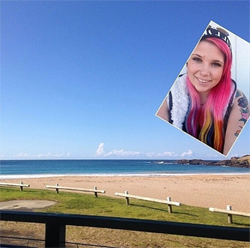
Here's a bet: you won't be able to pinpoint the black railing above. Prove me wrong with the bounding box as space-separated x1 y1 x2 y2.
0 210 249 247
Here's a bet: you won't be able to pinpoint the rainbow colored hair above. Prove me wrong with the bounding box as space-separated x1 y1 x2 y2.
185 37 233 153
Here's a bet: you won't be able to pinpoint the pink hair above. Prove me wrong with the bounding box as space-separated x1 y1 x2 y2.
185 37 233 152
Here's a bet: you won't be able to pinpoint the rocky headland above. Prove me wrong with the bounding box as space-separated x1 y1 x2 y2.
176 155 250 168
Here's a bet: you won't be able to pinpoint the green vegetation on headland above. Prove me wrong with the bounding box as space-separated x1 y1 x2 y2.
0 187 249 248
176 155 250 168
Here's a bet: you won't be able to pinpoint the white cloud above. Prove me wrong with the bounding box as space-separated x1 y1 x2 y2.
181 149 193 157
15 152 71 159
15 152 31 158
145 152 156 157
163 151 177 157
95 143 140 157
38 152 68 158
104 149 140 157
38 152 52 158
95 143 105 156
95 144 195 159
146 151 177 157
204 153 222 158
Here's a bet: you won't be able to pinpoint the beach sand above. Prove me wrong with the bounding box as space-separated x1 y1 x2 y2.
1 174 250 212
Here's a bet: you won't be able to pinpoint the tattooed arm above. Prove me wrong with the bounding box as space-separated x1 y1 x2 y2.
223 90 250 155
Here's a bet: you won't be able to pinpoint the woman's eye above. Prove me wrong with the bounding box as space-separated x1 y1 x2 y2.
212 62 222 67
192 57 202 62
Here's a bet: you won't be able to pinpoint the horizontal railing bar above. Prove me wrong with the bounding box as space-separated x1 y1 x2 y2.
46 185 105 193
0 210 249 241
0 183 30 187
209 207 250 217
115 192 181 206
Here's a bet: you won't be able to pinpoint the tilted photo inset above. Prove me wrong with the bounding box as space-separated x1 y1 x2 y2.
156 20 250 156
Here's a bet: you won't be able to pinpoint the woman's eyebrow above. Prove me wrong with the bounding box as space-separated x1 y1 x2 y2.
212 59 224 64
192 53 202 57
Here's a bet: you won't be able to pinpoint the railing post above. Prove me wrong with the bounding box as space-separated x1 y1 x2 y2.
20 182 23 191
227 205 233 224
125 191 129 205
167 197 172 213
45 222 66 248
56 183 59 194
94 186 98 197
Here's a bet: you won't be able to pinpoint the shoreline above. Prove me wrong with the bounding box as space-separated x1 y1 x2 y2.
1 174 250 212
1 172 249 180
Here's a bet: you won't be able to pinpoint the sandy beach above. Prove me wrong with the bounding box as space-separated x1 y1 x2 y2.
1 174 250 212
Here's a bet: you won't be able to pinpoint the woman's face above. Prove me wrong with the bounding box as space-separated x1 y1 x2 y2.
187 40 224 101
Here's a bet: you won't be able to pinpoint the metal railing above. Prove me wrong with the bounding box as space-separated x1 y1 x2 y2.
0 210 249 248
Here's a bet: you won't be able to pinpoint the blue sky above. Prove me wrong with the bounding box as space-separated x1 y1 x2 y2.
1 0 249 160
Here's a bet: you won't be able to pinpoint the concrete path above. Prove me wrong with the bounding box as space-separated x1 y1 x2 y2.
0 200 56 210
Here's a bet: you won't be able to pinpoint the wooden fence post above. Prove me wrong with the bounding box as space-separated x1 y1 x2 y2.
227 205 233 224
167 197 172 213
125 191 129 205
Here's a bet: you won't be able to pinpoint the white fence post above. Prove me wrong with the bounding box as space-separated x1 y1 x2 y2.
56 184 59 194
20 182 23 191
167 197 172 213
94 187 98 197
125 191 129 205
227 205 233 224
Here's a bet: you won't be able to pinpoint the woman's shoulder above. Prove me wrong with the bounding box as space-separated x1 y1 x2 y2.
233 89 249 107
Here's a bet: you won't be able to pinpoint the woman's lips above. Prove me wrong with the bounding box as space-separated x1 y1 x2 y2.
196 77 211 84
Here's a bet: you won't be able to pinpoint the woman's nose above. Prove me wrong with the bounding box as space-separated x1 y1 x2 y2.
199 64 210 76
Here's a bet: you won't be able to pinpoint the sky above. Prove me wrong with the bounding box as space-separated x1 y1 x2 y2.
1 0 250 160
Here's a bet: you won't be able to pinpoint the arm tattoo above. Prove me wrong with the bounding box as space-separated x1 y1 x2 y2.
234 92 250 137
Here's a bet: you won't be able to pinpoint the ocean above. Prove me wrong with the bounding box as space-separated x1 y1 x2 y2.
0 160 249 179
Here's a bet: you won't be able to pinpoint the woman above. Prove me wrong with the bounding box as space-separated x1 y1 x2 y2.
156 26 250 155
